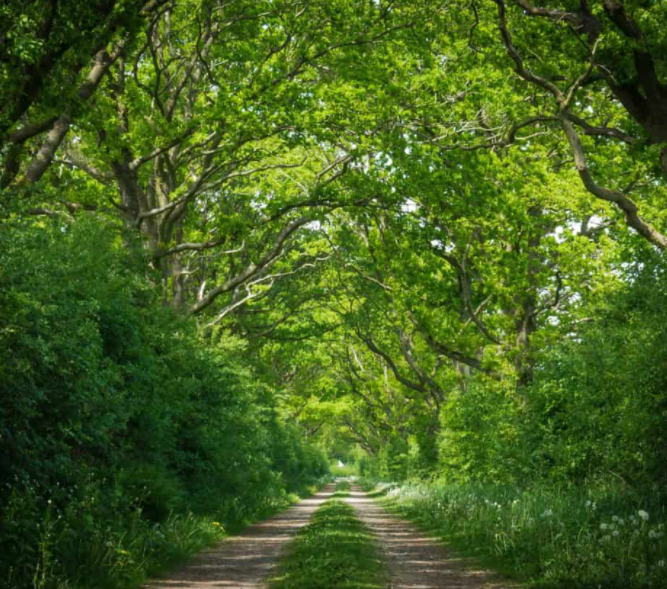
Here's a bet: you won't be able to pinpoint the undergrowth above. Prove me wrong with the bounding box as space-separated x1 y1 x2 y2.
4 476 329 589
364 480 667 589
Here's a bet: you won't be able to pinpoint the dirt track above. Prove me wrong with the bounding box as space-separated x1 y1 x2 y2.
144 484 336 589
346 484 514 589
144 483 513 589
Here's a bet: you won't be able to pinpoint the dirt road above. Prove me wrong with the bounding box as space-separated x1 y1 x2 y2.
346 484 513 589
144 484 335 589
144 483 513 589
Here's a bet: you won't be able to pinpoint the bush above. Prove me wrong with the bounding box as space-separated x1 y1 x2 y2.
0 219 327 589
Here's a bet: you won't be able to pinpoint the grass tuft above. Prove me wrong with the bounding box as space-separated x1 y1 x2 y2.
332 480 351 498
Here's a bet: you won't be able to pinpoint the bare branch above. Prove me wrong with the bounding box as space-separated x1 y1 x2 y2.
191 217 311 314
203 253 330 328
7 117 58 144
128 129 197 170
566 113 636 144
55 154 113 183
357 333 426 395
345 263 393 291
22 39 128 185
495 0 563 99
153 240 245 261
560 116 667 249
200 156 307 192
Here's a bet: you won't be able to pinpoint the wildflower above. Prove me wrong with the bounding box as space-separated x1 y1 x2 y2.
658 560 665 568
612 515 619 522
585 500 591 507
600 523 609 530
638 510 649 521
613 530 619 537
542 509 553 518
119 549 128 555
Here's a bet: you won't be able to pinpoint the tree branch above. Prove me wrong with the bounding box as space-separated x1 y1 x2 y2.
560 116 667 249
191 217 311 314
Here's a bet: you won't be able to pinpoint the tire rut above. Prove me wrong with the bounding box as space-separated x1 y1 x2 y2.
144 484 336 589
345 484 516 589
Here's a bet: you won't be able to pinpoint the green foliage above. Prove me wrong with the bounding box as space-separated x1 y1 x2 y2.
0 219 328 589
432 250 667 488
3 2 667 587
379 481 667 589
329 461 358 478
522 252 667 487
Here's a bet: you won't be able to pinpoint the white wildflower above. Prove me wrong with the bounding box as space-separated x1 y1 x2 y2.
613 530 619 537
600 523 609 530
542 509 553 518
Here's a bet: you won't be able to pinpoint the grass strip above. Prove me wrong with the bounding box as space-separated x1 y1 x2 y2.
332 480 351 497
269 486 386 589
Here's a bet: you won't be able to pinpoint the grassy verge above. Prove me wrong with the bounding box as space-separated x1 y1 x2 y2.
362 480 667 589
127 476 332 588
19 476 332 589
269 481 386 589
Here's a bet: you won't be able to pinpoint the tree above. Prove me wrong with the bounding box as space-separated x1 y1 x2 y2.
0 0 166 189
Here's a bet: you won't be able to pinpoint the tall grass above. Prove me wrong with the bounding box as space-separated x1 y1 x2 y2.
4 476 330 589
367 480 667 589
19 510 226 589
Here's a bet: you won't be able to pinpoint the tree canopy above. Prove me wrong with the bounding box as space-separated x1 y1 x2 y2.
2 2 667 588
